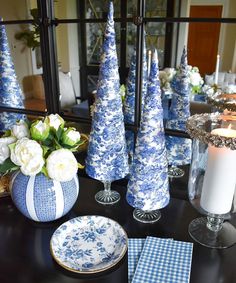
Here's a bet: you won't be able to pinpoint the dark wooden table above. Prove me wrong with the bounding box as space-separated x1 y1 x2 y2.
0 174 235 283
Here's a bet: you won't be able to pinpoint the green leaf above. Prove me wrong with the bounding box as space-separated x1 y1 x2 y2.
78 162 85 169
56 126 63 141
41 145 50 156
0 159 19 174
54 139 62 149
2 130 11 137
40 166 49 178
8 143 16 151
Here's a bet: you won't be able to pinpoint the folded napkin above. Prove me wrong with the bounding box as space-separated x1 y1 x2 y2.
131 236 193 283
128 238 145 283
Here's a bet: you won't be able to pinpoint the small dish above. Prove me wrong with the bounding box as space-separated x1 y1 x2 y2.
50 215 128 274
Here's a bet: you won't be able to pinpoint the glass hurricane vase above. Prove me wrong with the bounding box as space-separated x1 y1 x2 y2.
95 181 120 205
187 113 236 248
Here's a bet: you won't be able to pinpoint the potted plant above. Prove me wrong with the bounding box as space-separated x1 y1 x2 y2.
0 114 85 222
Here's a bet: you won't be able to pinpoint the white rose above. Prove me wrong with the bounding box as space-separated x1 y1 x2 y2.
45 114 64 131
10 137 44 176
0 137 16 164
12 120 30 139
46 149 78 182
164 68 176 81
189 72 203 86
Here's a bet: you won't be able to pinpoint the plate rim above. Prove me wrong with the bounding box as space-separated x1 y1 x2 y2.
50 215 128 274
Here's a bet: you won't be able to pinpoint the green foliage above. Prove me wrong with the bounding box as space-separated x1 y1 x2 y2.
0 159 19 175
14 9 40 50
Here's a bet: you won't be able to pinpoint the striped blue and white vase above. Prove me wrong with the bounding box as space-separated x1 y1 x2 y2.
9 171 79 222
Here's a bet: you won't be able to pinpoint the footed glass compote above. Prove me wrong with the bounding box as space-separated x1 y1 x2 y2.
95 181 120 205
133 208 161 224
187 113 236 248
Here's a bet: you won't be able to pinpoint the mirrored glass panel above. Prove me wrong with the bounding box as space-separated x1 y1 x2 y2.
86 22 120 65
145 0 167 17
0 0 38 21
188 1 236 19
55 23 90 119
85 0 120 19
54 0 78 19
126 22 136 66
146 22 166 69
127 0 137 17
0 23 46 113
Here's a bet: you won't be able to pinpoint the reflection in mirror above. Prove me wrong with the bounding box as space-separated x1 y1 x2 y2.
54 0 78 19
85 0 120 19
126 22 136 66
0 0 37 21
56 23 92 119
189 0 236 19
127 0 137 17
0 0 46 114
0 23 46 113
173 23 236 76
146 22 166 69
86 23 120 65
145 0 167 17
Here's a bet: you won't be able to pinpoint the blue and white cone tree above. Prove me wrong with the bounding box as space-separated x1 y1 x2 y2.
85 2 129 205
0 20 25 132
126 50 170 223
123 38 148 167
165 46 192 177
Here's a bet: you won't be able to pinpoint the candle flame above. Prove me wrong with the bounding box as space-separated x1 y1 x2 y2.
228 124 232 130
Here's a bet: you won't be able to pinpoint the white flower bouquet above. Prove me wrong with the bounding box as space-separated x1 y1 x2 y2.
0 114 84 182
159 68 176 95
186 66 204 95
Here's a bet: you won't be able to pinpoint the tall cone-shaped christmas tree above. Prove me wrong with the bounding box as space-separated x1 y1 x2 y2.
126 50 170 223
123 38 148 169
0 20 25 131
86 2 129 205
166 46 192 178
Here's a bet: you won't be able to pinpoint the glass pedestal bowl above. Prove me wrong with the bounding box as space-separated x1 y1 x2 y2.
187 113 236 248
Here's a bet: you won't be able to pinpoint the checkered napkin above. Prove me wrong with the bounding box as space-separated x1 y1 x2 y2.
131 237 193 283
128 238 146 283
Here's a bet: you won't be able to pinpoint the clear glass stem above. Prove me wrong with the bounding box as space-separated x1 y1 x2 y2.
95 181 120 205
206 216 224 232
103 181 111 195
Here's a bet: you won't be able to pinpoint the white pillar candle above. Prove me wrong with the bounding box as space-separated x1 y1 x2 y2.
147 50 152 77
214 54 220 85
200 127 236 215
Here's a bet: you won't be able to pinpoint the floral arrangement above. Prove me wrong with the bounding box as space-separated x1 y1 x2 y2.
186 66 204 95
0 114 84 182
159 68 176 94
159 66 204 97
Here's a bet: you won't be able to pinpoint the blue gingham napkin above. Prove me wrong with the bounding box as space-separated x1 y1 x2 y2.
131 236 193 283
128 238 145 283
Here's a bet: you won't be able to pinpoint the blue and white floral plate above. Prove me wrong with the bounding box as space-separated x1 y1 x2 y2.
50 215 128 273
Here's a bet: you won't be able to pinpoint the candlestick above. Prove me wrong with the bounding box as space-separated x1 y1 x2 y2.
200 127 236 215
214 54 220 85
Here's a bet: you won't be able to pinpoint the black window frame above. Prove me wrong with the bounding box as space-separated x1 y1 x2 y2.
0 0 235 138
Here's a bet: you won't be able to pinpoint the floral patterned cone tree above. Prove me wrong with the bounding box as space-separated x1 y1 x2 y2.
86 2 129 205
126 50 170 223
166 46 192 178
124 38 148 169
0 20 25 132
